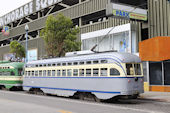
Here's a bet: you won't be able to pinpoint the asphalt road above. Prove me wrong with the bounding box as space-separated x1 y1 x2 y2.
0 90 169 113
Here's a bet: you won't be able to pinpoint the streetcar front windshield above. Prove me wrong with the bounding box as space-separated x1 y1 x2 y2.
134 64 141 75
126 63 142 76
126 64 134 75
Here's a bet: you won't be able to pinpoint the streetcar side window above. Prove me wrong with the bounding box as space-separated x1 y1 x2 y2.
93 68 99 76
93 60 99 64
24 71 27 76
80 62 84 65
68 63 72 66
126 64 134 75
62 70 66 76
35 71 38 76
43 70 46 76
101 60 107 63
79 69 84 76
86 61 91 64
86 69 91 76
134 64 142 75
73 69 78 76
73 62 78 65
18 68 23 76
52 70 55 76
39 70 42 76
48 70 51 76
110 68 120 76
57 70 61 76
100 68 107 76
32 71 35 76
11 71 15 76
62 63 66 66
67 69 72 76
57 63 61 66
28 71 31 76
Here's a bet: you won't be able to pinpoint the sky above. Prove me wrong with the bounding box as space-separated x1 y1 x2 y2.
0 0 32 17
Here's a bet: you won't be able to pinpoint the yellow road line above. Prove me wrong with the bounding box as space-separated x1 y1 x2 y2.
58 110 72 113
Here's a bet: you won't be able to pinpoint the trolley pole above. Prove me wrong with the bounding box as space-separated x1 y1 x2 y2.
25 24 29 63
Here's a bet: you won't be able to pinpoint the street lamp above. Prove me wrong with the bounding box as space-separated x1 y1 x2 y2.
25 24 29 62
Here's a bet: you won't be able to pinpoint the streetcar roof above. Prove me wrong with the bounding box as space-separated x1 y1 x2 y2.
0 62 24 68
26 52 141 66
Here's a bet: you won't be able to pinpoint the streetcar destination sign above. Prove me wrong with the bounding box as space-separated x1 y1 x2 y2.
0 0 62 27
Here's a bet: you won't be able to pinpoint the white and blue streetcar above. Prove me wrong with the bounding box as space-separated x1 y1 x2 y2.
23 51 144 100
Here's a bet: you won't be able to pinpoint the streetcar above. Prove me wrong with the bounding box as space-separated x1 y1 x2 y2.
23 51 144 101
0 62 24 90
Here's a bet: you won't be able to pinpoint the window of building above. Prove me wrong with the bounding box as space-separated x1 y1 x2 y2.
86 69 91 76
57 70 61 76
43 70 46 76
134 64 141 75
149 62 162 85
52 70 55 76
93 68 99 76
110 68 120 76
100 68 107 76
79 69 84 76
62 70 66 76
67 69 72 76
73 69 78 76
52 64 56 66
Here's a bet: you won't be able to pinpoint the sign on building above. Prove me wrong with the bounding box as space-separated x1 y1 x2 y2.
1 26 9 36
0 0 63 27
106 3 147 21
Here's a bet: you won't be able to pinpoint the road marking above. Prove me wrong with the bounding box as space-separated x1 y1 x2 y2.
0 90 165 113
58 110 72 113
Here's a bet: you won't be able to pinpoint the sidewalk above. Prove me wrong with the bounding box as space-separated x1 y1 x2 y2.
140 91 170 102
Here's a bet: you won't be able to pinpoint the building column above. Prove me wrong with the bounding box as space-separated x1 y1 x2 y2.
79 17 82 27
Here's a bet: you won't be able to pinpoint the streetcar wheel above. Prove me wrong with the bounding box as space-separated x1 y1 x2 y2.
94 96 101 102
79 93 85 100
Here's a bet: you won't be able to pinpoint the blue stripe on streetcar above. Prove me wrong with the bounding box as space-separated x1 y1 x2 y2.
24 77 143 79
23 86 121 94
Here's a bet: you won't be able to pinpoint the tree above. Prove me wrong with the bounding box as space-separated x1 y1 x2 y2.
40 13 81 57
9 40 25 61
